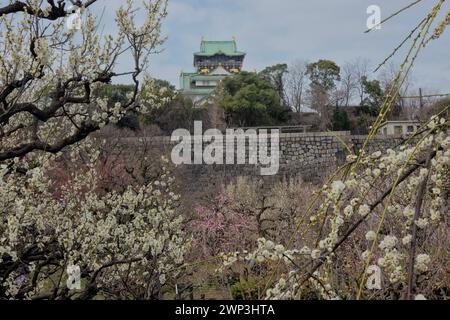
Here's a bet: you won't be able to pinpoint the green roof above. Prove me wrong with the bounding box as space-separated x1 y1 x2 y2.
194 40 245 57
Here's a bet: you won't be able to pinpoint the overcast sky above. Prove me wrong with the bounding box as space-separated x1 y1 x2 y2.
99 0 450 93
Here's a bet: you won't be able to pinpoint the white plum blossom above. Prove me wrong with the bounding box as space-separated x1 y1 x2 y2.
0 0 171 163
331 180 346 196
379 236 398 251
0 149 190 299
344 205 354 218
403 206 415 219
415 218 429 229
358 204 371 217
311 249 322 260
415 254 431 273
371 151 382 159
365 231 377 241
402 235 412 246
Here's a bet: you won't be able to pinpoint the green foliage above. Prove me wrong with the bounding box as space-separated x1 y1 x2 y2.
219 71 289 127
146 94 197 132
306 59 341 91
332 108 350 131
153 79 176 92
259 63 288 103
93 84 135 106
354 112 371 135
93 81 177 132
360 76 384 115
231 278 260 300
93 84 140 130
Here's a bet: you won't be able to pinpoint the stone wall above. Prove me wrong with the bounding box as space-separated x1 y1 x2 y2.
118 131 412 195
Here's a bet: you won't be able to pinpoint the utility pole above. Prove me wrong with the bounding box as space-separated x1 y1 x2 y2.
419 88 424 109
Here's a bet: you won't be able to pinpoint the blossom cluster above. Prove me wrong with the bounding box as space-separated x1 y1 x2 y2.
0 144 190 299
218 117 449 299
0 0 170 162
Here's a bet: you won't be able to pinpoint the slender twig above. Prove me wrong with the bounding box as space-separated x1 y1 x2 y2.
374 17 428 72
300 151 436 289
406 150 433 300
365 0 424 33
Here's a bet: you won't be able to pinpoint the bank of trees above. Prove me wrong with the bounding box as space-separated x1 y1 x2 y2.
211 56 430 132
216 50 450 134
93 54 439 134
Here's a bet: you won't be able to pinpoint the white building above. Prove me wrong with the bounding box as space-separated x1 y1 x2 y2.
378 120 421 136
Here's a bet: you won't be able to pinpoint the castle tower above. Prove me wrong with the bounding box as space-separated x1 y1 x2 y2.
180 39 246 103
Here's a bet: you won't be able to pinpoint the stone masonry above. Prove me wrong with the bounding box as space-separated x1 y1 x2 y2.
118 131 411 194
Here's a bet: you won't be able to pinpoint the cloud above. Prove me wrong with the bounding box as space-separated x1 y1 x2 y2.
95 0 450 93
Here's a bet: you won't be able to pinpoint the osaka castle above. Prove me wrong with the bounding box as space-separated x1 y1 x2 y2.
180 39 246 103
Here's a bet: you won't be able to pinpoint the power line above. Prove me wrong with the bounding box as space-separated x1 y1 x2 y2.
400 92 450 99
